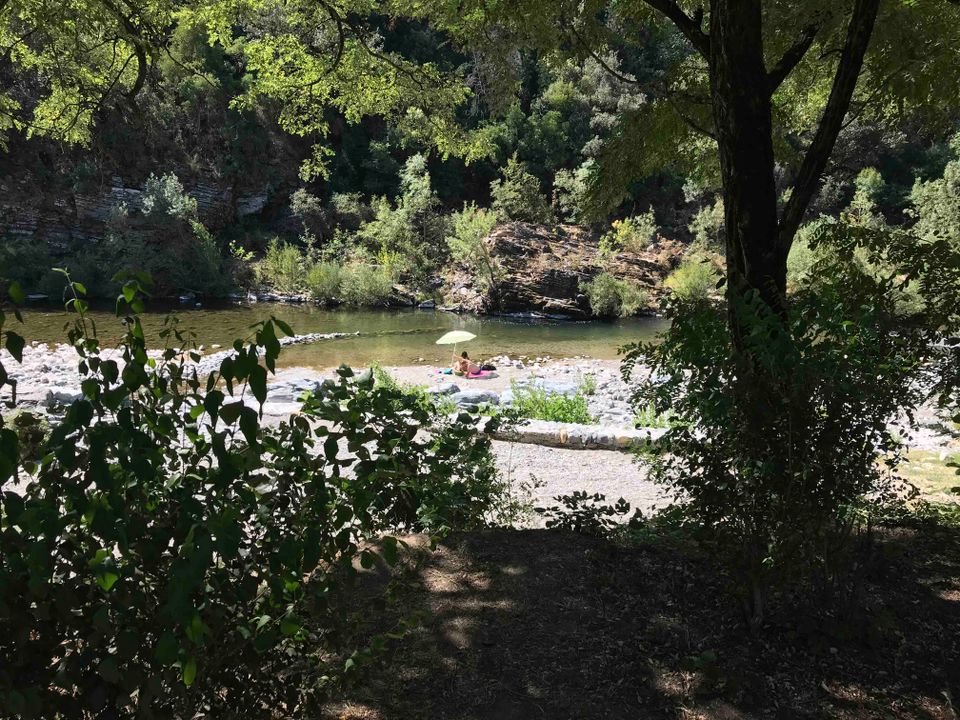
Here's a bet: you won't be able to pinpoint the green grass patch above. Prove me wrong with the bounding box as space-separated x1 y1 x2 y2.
509 382 596 424
898 449 960 503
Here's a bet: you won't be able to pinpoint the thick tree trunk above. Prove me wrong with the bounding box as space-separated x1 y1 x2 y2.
708 0 785 314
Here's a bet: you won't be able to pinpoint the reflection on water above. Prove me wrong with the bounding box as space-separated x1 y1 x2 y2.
14 301 668 368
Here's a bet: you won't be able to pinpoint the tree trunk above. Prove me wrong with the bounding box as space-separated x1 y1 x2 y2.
708 0 785 315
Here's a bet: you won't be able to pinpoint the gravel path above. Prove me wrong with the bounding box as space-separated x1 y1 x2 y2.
492 439 667 526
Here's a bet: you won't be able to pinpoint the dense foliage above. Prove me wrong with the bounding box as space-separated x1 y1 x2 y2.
625 218 960 623
0 278 505 717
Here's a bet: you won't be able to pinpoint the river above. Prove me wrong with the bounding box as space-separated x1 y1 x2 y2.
12 301 668 368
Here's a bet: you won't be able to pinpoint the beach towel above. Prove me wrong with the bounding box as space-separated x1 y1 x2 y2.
467 370 496 379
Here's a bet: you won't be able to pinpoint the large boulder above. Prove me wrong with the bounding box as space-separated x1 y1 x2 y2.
427 382 460 396
451 389 499 407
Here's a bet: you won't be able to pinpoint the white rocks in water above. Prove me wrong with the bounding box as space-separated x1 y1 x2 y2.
451 389 499 407
427 382 460 396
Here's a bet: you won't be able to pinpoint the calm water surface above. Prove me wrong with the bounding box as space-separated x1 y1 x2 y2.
15 302 668 369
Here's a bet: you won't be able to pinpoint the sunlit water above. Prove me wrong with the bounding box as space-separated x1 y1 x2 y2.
13 301 668 369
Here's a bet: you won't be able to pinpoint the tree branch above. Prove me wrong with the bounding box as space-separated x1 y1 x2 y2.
777 0 881 252
563 21 642 86
766 24 819 94
641 0 710 57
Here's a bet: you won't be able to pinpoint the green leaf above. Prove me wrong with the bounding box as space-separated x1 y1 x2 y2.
182 657 197 687
155 632 180 665
4 331 25 362
7 280 25 304
250 364 268 406
96 571 119 592
274 318 294 337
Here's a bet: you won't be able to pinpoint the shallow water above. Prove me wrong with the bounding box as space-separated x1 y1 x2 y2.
13 301 668 368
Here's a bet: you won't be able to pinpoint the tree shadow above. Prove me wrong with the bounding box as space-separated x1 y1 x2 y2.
326 525 960 719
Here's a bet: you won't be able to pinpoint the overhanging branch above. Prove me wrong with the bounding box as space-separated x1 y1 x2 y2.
641 0 710 57
777 0 881 252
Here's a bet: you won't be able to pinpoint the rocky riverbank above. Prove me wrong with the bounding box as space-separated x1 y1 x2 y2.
6 339 956 455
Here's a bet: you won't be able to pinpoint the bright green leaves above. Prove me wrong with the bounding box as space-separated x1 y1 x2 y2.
0 0 173 146
181 657 197 686
88 548 120 592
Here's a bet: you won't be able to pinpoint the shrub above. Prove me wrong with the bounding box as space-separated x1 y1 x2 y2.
490 155 553 224
910 132 960 244
688 199 725 251
339 263 394 306
582 272 648 317
509 381 596 424
289 188 328 238
0 276 504 717
447 203 500 296
256 239 305 294
663 253 719 302
356 155 447 284
601 211 657 255
141 173 198 221
624 219 960 625
552 160 595 224
305 261 343 302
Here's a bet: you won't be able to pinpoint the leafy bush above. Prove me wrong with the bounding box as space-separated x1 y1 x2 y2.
305 261 343 302
632 402 672 429
356 155 448 283
256 239 306 294
601 211 657 255
0 277 504 717
624 219 960 624
581 272 648 317
447 203 501 296
910 132 960 244
339 264 395 306
688 199 725 251
509 382 596 424
663 253 719 302
141 173 198 221
289 188 328 239
552 160 595 224
490 155 553 224
371 363 457 415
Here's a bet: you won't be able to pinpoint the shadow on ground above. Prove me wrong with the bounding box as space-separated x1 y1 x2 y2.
325 526 960 719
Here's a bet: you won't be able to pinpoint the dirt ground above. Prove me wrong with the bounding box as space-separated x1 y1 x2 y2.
325 526 960 720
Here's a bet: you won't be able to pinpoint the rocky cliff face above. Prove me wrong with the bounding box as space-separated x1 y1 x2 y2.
443 222 682 318
0 174 273 249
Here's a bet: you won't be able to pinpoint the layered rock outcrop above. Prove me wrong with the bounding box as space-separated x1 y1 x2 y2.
443 222 682 318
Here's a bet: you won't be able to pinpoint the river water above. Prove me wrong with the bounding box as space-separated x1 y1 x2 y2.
12 302 668 368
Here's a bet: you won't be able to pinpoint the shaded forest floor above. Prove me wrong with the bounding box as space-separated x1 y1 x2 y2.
324 525 960 720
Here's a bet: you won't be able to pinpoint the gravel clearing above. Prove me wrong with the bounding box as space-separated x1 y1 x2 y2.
492 439 666 526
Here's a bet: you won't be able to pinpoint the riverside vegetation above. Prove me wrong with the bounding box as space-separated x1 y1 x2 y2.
3 0 960 716
0 275 515 717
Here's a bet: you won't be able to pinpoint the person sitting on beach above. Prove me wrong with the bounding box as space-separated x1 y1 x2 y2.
454 351 480 375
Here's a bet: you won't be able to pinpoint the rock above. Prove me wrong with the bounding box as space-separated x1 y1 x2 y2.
417 299 436 309
442 222 673 317
45 389 81 407
427 382 460 396
451 389 499 407
513 378 579 396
